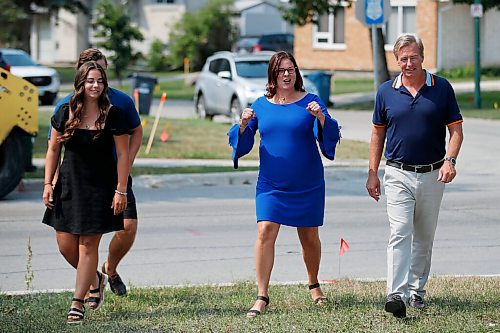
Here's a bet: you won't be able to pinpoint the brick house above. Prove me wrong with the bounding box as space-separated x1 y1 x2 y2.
294 0 500 73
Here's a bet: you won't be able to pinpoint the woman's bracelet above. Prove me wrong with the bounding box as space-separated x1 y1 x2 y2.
115 189 127 196
44 182 52 186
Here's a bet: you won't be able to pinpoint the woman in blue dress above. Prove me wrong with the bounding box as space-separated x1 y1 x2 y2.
228 51 340 317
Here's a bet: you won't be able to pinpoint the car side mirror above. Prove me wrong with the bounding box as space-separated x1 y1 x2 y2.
217 71 232 80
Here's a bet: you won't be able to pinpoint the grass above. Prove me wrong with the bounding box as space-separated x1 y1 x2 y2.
1 277 499 332
57 68 195 100
114 79 195 100
25 166 259 179
332 78 374 95
338 91 500 119
34 111 369 161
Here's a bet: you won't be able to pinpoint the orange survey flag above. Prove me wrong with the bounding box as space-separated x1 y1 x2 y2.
339 238 349 256
160 129 169 142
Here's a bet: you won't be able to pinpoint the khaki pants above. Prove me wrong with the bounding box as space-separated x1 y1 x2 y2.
384 166 445 302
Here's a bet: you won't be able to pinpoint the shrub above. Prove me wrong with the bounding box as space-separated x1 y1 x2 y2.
147 39 169 71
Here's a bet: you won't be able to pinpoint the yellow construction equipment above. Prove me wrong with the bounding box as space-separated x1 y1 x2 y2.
0 67 38 198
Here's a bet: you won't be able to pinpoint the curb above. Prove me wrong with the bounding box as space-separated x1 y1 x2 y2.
22 163 370 192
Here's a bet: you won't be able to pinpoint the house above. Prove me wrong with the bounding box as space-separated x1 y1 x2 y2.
30 0 294 66
30 0 210 65
294 0 500 73
233 0 292 36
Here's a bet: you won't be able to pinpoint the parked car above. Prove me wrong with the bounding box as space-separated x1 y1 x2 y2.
233 36 260 54
194 51 318 122
0 51 10 71
0 48 60 105
233 33 294 54
254 33 294 53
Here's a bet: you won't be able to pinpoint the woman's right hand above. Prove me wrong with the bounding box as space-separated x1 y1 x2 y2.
239 108 255 129
43 184 54 209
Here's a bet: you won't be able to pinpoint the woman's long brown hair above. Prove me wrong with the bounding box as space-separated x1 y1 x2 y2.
265 51 305 98
58 61 110 142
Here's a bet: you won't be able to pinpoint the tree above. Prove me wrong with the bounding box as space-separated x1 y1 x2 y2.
452 0 500 10
0 0 86 53
281 0 391 87
93 0 144 84
147 39 169 71
0 0 26 48
168 0 235 71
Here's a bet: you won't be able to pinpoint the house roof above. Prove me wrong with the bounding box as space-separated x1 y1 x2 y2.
233 0 281 12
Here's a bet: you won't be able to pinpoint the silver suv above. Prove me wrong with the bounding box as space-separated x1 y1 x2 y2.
194 51 318 122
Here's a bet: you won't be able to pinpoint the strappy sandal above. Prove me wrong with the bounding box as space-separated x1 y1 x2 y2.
246 295 270 318
86 271 107 310
309 283 328 306
102 262 127 296
67 298 85 324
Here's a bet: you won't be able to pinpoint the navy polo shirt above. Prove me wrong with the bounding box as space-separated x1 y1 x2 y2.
373 70 463 165
48 87 140 139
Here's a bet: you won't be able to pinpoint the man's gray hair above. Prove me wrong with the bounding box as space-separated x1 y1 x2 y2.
393 34 424 59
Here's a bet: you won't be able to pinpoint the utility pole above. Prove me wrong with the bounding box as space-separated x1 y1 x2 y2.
472 0 482 109
371 25 379 97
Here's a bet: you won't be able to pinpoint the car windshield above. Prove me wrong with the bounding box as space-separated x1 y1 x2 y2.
235 60 269 78
2 53 38 66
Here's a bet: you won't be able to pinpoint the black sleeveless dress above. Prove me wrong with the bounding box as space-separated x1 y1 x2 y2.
42 104 129 235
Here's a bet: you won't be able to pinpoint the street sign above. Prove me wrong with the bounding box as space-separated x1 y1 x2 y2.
366 0 384 24
355 0 390 26
470 4 483 18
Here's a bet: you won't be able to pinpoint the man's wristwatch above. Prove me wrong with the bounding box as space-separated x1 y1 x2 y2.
444 156 457 166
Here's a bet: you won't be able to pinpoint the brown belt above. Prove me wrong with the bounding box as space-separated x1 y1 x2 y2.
386 160 444 173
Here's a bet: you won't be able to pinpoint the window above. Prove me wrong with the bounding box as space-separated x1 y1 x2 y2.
208 58 231 74
384 1 416 49
313 8 346 50
209 59 222 74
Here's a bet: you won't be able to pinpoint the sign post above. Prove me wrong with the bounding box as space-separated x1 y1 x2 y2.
471 1 482 109
355 0 390 95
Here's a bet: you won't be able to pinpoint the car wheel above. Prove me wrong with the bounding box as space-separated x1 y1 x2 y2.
230 98 242 123
40 92 58 105
196 94 211 120
0 129 29 199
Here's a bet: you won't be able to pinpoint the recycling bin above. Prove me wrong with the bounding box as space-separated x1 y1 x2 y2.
129 73 158 115
307 71 333 106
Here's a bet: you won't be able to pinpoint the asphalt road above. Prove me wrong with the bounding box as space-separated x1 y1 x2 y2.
1 108 499 293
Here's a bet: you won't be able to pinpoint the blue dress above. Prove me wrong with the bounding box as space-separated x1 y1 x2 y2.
228 93 340 227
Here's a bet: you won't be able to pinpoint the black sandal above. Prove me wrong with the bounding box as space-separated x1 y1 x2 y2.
67 298 85 324
86 271 107 310
246 295 270 318
309 283 328 306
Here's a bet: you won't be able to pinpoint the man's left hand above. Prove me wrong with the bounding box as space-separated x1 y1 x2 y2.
437 161 456 183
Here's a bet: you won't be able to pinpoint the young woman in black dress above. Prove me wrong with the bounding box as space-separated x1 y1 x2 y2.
42 61 130 324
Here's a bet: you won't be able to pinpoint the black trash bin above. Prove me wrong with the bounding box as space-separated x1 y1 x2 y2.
307 71 333 106
129 73 158 115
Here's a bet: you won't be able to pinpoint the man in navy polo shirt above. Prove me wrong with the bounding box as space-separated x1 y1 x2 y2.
366 34 463 318
49 48 143 297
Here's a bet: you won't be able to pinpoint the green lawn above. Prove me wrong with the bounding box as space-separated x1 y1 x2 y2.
338 91 500 119
1 277 498 332
36 111 369 161
114 79 195 100
332 78 374 95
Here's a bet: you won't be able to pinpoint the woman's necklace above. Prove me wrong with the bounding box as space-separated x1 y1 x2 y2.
276 95 288 104
82 112 97 129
